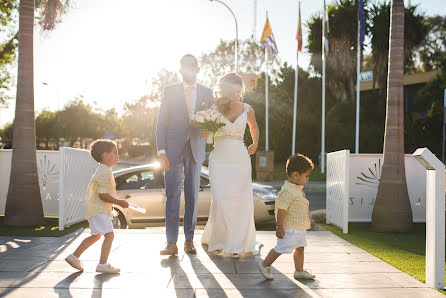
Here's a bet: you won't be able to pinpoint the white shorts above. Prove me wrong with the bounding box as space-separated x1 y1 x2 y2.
88 213 113 236
274 228 307 254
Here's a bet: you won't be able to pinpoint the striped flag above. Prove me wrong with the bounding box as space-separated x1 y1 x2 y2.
323 0 329 54
296 2 303 52
357 0 366 45
260 18 278 56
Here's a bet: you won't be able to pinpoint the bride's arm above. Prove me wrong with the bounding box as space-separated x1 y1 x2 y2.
247 106 259 155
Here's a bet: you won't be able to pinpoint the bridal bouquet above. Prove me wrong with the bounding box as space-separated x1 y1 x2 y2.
192 109 225 144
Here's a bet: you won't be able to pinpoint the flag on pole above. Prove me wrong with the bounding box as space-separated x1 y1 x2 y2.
296 2 303 52
358 0 366 45
260 18 278 56
323 0 329 54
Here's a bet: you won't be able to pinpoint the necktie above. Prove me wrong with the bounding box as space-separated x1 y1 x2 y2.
185 86 194 118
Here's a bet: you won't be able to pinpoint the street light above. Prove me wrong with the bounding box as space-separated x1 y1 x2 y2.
42 82 61 149
209 0 238 74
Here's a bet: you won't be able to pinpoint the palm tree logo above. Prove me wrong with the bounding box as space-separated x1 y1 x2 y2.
355 158 381 189
38 155 58 191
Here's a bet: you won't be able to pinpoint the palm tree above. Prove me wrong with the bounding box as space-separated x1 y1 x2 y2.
5 0 70 226
371 0 413 232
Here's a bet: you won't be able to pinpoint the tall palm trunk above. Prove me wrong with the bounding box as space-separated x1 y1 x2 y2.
371 0 412 232
5 0 44 226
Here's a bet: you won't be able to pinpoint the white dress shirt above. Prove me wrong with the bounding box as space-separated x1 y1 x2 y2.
158 81 197 156
184 81 198 120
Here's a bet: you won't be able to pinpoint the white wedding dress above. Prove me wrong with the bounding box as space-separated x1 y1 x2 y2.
201 103 257 254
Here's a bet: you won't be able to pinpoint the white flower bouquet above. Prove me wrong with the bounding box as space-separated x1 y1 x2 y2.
192 109 226 144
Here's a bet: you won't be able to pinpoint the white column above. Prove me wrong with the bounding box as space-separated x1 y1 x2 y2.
413 148 445 290
58 147 65 231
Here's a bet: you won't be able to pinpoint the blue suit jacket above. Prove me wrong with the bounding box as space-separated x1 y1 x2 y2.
156 83 214 164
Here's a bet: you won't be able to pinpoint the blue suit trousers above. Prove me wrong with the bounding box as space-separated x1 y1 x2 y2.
164 141 201 243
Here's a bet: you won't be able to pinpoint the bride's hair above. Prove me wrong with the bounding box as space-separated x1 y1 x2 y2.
215 73 244 115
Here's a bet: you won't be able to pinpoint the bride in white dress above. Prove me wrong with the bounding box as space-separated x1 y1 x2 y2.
201 73 260 258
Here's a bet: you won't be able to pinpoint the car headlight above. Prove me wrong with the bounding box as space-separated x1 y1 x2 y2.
254 188 276 200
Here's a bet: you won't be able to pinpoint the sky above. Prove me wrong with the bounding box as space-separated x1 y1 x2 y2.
0 0 445 128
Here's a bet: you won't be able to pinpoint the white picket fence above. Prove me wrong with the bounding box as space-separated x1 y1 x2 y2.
326 151 428 233
58 147 98 230
0 148 97 230
326 150 349 233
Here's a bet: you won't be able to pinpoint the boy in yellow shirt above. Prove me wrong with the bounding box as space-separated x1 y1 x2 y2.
65 139 128 273
257 153 315 280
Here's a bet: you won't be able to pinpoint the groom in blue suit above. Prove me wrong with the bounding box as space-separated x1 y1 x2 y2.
156 54 214 255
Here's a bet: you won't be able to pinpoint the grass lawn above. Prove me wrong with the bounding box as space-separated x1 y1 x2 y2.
274 162 326 181
321 223 446 294
0 215 89 237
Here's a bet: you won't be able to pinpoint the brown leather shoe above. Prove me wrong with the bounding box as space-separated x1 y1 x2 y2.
160 242 178 256
184 240 197 254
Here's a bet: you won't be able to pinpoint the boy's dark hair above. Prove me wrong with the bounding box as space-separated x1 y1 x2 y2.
286 153 314 176
90 139 117 163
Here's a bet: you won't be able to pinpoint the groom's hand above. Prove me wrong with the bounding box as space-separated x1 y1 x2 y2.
159 154 170 171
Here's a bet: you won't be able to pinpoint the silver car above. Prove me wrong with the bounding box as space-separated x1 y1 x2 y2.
111 164 277 228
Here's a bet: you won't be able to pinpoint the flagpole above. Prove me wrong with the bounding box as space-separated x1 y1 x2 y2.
321 1 326 174
292 1 301 156
292 51 298 155
355 21 361 154
265 46 269 152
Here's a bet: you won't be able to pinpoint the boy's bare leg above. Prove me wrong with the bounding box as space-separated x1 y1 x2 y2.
262 249 281 267
99 232 114 264
73 234 101 258
294 247 304 272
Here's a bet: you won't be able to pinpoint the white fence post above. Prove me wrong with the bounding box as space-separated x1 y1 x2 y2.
326 150 350 233
413 148 445 290
58 147 65 231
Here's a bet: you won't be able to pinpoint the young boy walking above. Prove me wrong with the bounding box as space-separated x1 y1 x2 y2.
257 153 315 280
65 139 128 273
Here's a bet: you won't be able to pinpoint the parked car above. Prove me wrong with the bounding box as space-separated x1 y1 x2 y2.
111 164 277 228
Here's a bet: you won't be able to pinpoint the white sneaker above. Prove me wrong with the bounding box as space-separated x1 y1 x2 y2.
294 270 315 280
96 263 120 274
231 253 240 259
256 260 274 280
65 254 84 271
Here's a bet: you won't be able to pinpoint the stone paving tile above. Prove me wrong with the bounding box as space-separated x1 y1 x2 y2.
0 259 48 272
195 288 320 297
168 272 304 290
315 288 445 298
383 272 430 288
294 273 401 289
0 271 172 289
259 252 360 263
2 250 61 260
0 237 52 259
235 260 401 274
304 245 366 253
0 286 195 298
349 252 384 262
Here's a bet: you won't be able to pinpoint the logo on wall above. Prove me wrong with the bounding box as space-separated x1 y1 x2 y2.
355 158 381 188
38 155 58 190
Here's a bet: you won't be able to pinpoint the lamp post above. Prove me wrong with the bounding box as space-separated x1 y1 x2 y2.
209 0 238 74
42 82 60 149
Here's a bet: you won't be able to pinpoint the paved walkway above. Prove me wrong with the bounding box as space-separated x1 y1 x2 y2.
0 229 443 297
